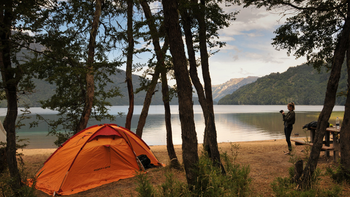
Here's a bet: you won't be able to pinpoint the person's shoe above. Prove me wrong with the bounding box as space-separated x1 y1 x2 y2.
284 151 290 155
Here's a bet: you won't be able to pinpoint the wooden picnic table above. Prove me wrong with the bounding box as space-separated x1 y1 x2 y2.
292 126 340 161
326 127 341 161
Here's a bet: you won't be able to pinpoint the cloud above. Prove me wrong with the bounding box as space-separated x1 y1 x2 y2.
122 3 307 87
220 5 286 36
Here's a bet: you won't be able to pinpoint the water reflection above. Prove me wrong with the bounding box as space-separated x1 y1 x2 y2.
2 105 342 149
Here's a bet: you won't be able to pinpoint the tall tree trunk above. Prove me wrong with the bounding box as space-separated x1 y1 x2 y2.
77 0 102 132
191 0 223 169
135 70 160 137
4 83 22 196
139 2 179 166
1 1 22 195
136 0 165 138
340 39 350 176
125 0 134 130
162 0 199 187
161 66 181 169
180 2 209 139
299 10 350 189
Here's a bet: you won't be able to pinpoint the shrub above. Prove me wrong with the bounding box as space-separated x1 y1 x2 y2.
135 144 251 197
135 172 155 197
326 163 350 184
271 166 342 197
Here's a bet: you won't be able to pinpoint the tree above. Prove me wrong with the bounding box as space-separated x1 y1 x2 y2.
138 0 180 168
125 0 134 130
161 60 181 169
162 0 199 187
135 0 164 138
243 0 350 189
341 48 350 180
77 0 103 132
179 0 236 169
0 0 50 195
32 0 123 144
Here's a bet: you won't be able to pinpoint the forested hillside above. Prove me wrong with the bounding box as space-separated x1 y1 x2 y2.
3 70 171 108
218 64 347 105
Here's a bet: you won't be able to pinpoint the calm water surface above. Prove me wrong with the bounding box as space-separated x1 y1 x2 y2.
0 105 345 149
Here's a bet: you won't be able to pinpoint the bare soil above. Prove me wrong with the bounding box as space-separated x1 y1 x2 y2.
20 138 350 196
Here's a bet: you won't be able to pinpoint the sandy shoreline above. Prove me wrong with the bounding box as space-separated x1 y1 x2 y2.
19 137 350 196
18 138 300 156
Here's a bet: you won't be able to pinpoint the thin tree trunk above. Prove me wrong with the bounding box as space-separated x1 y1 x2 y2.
340 39 350 176
299 10 350 189
180 4 209 138
136 0 165 138
191 0 223 169
1 1 22 195
77 0 102 132
4 84 22 196
159 37 180 169
135 70 160 137
139 2 179 165
161 66 181 169
125 0 134 130
162 0 199 187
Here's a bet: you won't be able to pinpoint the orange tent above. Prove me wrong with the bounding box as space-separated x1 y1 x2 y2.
30 124 163 196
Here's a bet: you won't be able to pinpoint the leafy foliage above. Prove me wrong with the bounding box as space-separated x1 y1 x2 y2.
218 63 347 105
243 0 348 70
326 164 350 184
271 168 342 197
136 144 251 197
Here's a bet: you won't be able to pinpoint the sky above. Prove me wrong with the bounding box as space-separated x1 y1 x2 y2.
205 4 307 85
119 4 308 86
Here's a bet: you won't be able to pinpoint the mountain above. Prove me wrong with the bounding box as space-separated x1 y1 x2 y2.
212 76 258 102
218 64 347 105
5 70 174 108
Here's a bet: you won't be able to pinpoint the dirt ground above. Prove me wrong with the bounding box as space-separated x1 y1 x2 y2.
20 138 350 196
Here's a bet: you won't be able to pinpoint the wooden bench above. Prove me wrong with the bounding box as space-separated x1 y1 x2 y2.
291 139 334 151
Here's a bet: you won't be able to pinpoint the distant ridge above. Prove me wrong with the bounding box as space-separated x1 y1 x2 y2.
5 70 172 108
212 76 258 102
218 64 347 105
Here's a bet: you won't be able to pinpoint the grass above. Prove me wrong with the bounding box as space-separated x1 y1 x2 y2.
135 144 252 197
8 139 350 196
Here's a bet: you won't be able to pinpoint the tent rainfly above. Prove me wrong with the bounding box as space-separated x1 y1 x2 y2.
30 124 164 196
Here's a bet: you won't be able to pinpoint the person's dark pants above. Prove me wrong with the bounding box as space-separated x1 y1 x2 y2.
284 124 293 152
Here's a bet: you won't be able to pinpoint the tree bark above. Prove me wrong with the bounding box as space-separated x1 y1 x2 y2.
340 35 350 176
136 0 165 138
125 0 134 130
299 10 350 189
161 64 181 169
293 160 303 183
77 0 102 132
1 1 22 195
162 0 199 187
190 0 223 169
180 2 209 136
0 147 6 174
139 1 179 167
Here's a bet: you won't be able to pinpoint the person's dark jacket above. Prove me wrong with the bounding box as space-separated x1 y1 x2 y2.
283 111 295 126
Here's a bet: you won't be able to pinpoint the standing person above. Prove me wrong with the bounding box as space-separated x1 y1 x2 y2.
281 102 295 155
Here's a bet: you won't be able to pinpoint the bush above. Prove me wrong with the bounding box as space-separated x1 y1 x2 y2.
0 138 36 197
135 172 155 197
135 144 251 197
326 164 350 184
0 162 37 197
271 166 342 197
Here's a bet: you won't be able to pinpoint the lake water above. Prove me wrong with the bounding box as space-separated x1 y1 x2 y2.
0 105 345 149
